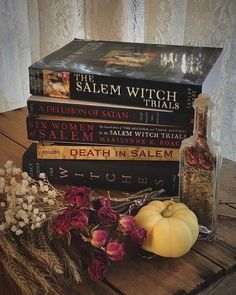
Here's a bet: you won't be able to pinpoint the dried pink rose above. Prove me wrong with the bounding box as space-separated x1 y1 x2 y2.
91 229 108 248
52 212 71 235
106 240 125 261
87 256 108 281
52 207 89 234
92 197 112 210
97 207 117 225
68 207 89 228
129 228 147 247
65 186 90 207
117 215 136 233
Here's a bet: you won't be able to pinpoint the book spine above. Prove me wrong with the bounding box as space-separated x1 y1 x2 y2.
26 116 192 148
37 145 180 161
27 99 194 126
29 68 201 112
22 145 179 195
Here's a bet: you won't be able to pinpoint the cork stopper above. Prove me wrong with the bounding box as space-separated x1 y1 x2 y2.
193 93 213 111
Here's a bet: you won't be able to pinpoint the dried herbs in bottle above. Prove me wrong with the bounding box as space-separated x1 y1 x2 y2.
179 94 219 236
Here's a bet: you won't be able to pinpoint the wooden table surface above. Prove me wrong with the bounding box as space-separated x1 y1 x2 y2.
0 108 236 295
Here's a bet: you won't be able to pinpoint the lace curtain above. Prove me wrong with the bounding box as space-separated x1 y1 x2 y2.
0 0 235 161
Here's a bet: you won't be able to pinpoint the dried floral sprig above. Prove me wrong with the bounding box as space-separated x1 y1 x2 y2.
0 161 84 295
0 161 149 287
0 160 181 293
0 160 67 235
0 228 82 295
51 186 147 281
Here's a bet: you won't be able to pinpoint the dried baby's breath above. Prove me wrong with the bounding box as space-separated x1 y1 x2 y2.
0 161 67 235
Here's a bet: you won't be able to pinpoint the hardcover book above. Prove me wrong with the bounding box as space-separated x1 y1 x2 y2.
26 115 192 148
27 95 194 126
29 38 222 112
23 144 179 194
36 143 179 161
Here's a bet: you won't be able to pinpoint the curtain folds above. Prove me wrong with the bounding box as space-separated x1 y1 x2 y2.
0 0 235 161
0 0 31 112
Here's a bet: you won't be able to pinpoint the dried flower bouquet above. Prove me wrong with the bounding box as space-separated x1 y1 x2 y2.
0 161 165 295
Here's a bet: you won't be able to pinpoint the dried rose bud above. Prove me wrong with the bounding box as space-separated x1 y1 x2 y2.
52 212 71 235
97 207 117 225
129 228 147 247
106 240 125 261
65 186 90 207
91 229 108 248
68 207 89 228
92 197 111 210
117 215 136 233
87 255 108 281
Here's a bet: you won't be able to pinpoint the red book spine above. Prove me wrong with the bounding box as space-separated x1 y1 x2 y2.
26 115 191 148
27 98 194 126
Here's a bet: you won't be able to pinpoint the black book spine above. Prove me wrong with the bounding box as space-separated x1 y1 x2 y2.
22 144 179 195
26 116 192 148
29 68 201 113
27 99 194 126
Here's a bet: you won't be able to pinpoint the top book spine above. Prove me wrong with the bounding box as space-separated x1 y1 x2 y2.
29 39 223 113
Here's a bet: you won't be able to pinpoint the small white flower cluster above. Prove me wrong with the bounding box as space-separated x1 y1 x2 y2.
0 161 63 235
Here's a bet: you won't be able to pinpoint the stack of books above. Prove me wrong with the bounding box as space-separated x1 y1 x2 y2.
22 39 222 195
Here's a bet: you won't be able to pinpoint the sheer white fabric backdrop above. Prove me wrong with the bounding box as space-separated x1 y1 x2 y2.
0 0 235 161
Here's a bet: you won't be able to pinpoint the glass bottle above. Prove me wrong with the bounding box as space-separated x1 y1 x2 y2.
179 94 220 237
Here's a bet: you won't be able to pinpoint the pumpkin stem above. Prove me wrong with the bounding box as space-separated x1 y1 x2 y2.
161 201 174 218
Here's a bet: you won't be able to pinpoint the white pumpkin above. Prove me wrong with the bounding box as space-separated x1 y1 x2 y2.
135 200 199 257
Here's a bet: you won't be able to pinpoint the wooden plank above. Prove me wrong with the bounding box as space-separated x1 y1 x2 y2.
77 280 119 295
0 276 15 295
217 219 236 249
194 240 236 272
217 204 236 249
198 272 236 295
219 158 236 204
106 248 223 295
0 273 119 295
0 108 30 148
229 204 236 209
0 134 26 167
218 204 236 219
